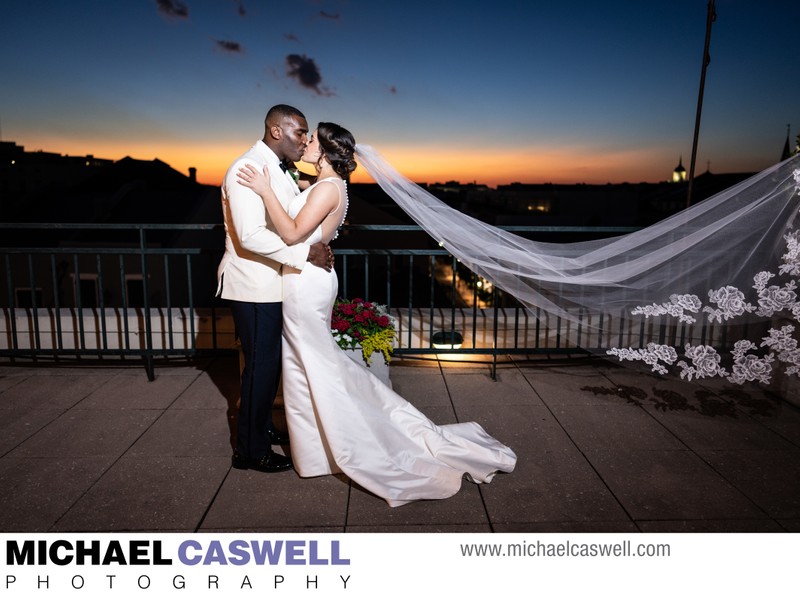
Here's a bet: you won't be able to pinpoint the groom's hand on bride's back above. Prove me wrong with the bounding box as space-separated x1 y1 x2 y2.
308 243 334 272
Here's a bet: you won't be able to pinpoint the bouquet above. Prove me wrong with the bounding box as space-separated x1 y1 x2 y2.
331 298 395 365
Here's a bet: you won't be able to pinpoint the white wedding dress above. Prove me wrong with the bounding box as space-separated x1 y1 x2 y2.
280 177 517 507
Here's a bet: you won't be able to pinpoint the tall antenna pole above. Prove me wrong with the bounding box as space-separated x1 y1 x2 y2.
686 0 716 208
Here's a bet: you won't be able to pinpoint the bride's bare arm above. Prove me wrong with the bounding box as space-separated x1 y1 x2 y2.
237 164 338 245
297 170 314 190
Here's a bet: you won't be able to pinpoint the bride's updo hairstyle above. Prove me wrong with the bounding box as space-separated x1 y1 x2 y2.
317 122 357 182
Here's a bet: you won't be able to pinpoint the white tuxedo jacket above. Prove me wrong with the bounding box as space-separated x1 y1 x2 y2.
216 140 310 303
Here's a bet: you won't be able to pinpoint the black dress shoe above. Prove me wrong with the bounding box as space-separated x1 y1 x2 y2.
231 451 294 473
231 450 249 470
267 428 290 445
251 451 294 473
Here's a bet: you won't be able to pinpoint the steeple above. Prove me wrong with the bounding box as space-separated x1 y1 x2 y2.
672 156 687 182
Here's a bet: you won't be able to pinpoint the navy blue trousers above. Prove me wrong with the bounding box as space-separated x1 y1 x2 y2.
229 300 282 460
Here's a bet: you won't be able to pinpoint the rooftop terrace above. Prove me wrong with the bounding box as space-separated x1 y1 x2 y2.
1 354 798 533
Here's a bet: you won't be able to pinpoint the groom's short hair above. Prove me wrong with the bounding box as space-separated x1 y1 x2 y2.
266 104 306 127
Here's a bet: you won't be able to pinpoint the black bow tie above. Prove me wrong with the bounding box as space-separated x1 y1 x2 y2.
279 161 288 172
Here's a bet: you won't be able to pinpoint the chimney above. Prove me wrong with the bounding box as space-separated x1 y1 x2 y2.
189 167 197 182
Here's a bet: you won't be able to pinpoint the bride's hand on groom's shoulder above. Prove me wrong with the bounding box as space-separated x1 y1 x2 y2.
237 163 271 196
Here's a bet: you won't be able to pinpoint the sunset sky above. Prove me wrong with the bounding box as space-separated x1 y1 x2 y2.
1 0 798 187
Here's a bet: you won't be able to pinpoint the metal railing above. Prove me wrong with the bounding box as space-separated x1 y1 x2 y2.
0 222 680 379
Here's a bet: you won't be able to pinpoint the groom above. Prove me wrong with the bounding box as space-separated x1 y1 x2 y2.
217 104 331 473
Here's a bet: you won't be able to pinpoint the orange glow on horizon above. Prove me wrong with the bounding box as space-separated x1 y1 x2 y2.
12 136 675 187
12 135 235 186
349 145 672 186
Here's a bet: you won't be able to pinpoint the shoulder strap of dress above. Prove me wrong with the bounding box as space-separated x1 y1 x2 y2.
317 177 345 217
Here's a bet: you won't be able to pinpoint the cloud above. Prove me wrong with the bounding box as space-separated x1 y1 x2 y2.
233 0 246 16
388 85 397 94
156 0 189 19
319 11 340 20
284 33 299 42
286 54 334 96
215 39 243 53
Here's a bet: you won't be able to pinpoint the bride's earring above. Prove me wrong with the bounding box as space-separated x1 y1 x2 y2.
319 155 332 173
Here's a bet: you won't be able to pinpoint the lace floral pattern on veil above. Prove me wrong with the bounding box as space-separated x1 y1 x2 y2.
607 169 800 384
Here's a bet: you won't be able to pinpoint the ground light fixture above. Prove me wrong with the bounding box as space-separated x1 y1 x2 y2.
431 330 463 349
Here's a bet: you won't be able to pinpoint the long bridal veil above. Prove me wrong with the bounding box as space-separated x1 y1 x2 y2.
355 145 800 384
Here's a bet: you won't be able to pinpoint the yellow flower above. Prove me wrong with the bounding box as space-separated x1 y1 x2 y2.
330 298 395 366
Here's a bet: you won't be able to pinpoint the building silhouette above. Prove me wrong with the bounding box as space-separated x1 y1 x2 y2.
0 139 786 309
672 156 687 182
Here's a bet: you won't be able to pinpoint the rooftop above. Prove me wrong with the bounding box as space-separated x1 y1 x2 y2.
1 354 799 533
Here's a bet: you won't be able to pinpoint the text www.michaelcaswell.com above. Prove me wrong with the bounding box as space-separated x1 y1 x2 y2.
460 540 670 558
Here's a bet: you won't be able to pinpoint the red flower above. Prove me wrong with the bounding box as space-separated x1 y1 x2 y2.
332 320 350 332
330 298 394 358
339 303 356 316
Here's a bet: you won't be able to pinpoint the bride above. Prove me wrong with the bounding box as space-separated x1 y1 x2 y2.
237 122 517 507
